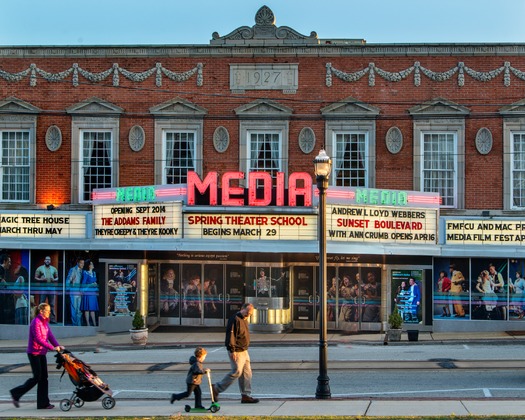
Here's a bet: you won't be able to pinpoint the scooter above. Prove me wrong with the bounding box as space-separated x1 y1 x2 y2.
184 370 220 413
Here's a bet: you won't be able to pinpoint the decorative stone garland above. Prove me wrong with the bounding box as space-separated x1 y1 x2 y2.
0 62 203 87
326 61 517 87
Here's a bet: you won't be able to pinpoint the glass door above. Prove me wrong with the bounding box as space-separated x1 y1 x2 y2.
225 265 245 319
159 263 180 325
203 264 224 326
181 263 202 325
292 266 316 328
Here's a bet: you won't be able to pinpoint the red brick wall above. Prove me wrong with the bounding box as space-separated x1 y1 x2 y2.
1 52 522 209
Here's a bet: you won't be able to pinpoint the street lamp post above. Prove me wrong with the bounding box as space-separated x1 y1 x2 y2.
313 148 331 399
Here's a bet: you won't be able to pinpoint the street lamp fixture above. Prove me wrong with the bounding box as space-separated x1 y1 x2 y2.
313 148 331 399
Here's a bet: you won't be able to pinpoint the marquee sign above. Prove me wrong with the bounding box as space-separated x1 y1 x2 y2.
446 219 525 245
93 203 183 239
184 213 317 240
0 212 86 238
327 204 438 244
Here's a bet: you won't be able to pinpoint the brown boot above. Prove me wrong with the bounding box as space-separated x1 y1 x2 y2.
241 395 259 404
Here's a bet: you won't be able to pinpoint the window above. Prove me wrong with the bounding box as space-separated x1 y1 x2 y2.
80 131 113 202
248 131 281 176
151 97 206 185
333 132 368 187
0 131 30 201
511 133 525 208
163 131 196 184
410 99 468 209
67 97 122 204
421 133 456 207
236 99 292 187
321 97 379 189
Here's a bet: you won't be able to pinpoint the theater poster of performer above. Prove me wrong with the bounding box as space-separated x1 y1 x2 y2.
107 263 137 316
31 251 63 324
0 249 31 325
509 259 525 321
391 270 423 324
434 258 470 320
470 258 509 321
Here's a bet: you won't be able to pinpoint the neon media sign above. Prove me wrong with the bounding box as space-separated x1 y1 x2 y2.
93 171 439 208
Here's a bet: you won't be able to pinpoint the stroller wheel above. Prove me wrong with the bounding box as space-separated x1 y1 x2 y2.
74 397 84 408
60 399 72 412
102 396 116 410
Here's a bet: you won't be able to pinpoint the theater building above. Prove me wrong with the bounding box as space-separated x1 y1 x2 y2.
1 5 525 338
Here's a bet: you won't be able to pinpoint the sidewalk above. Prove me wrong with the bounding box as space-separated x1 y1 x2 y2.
1 328 524 352
2 329 525 418
3 397 525 417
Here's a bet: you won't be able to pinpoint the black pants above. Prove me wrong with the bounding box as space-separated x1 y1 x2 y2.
173 383 202 408
10 354 50 409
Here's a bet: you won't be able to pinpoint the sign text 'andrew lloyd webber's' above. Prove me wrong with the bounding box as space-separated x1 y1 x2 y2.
327 205 437 244
94 203 182 239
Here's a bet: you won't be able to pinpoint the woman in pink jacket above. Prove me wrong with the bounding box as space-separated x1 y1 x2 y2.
10 303 64 409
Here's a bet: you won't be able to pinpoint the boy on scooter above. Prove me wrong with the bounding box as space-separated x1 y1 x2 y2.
170 347 209 409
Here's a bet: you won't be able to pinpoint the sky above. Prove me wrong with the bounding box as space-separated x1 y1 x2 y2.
1 0 525 46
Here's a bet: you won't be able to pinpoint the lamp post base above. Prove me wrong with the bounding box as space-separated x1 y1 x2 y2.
315 377 331 399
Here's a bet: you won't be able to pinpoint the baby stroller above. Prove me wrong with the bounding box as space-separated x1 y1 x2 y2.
55 349 116 411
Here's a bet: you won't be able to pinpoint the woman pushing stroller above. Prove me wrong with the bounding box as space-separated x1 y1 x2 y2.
10 303 65 409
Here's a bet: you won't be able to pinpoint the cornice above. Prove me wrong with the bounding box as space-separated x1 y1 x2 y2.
2 43 525 58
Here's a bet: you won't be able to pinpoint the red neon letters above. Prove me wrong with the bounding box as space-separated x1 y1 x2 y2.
187 171 312 207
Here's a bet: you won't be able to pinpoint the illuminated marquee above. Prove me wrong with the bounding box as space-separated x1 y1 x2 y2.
94 203 183 239
327 204 438 244
187 171 312 206
184 212 317 240
446 219 525 245
0 213 86 238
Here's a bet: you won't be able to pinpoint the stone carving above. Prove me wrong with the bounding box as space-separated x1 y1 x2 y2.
475 127 493 155
45 125 62 152
326 61 519 87
298 127 315 154
213 126 230 153
129 125 145 152
211 5 317 45
385 127 403 154
0 62 203 87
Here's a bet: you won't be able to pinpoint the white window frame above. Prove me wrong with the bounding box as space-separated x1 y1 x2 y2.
502 116 525 210
332 131 369 187
71 117 119 204
0 129 32 202
154 120 203 184
324 120 376 188
79 130 113 203
420 131 457 208
239 120 289 187
247 130 283 176
0 116 36 203
413 118 465 209
510 130 525 209
161 129 198 185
